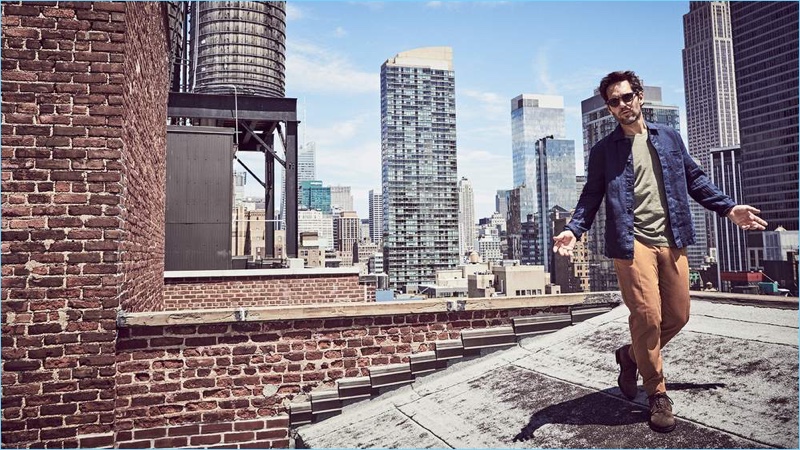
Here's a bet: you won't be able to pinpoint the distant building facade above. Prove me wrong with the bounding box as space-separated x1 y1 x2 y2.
298 209 333 251
330 185 354 212
710 146 747 273
281 141 316 227
368 189 383 245
458 177 477 258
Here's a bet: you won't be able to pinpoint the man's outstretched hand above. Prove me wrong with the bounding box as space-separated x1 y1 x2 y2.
727 205 767 231
552 230 577 257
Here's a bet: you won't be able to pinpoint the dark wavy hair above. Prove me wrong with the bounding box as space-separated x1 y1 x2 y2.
598 71 644 102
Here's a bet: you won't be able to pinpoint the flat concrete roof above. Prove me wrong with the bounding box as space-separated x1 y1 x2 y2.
295 298 799 448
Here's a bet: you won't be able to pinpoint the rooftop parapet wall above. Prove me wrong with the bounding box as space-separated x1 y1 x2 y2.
162 268 375 310
115 293 619 448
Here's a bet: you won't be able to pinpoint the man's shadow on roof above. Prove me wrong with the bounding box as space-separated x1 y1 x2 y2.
512 382 725 442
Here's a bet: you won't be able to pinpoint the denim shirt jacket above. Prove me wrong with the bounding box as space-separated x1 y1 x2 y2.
565 121 736 260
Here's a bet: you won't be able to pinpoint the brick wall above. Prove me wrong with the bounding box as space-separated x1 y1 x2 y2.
119 1 168 313
163 272 375 310
1 2 169 448
114 306 567 449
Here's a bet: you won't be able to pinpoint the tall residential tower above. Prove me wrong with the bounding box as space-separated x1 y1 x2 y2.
380 47 459 290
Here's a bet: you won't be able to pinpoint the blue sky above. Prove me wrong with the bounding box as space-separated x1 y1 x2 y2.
240 1 691 219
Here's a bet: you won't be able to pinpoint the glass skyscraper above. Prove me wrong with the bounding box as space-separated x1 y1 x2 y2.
380 47 459 290
581 86 680 292
299 180 331 214
536 138 577 273
511 94 570 266
511 94 566 222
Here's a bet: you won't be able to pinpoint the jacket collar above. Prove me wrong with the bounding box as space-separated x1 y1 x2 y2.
610 120 660 141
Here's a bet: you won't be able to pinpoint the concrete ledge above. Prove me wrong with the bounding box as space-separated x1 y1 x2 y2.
120 292 611 327
513 313 572 336
570 306 613 324
337 377 372 401
689 290 798 309
461 326 516 351
310 390 342 416
369 363 414 389
164 266 361 279
434 339 465 360
410 351 447 375
289 402 313 426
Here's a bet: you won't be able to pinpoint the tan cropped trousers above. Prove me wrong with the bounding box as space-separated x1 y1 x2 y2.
613 239 691 395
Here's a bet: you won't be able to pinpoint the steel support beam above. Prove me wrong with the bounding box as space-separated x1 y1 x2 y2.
285 121 298 258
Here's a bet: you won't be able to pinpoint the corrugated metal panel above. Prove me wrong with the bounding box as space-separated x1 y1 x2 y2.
166 126 235 270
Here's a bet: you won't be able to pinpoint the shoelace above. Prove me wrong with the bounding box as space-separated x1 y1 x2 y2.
651 393 673 411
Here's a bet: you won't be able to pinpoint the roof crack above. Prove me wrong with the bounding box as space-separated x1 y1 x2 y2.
393 403 455 449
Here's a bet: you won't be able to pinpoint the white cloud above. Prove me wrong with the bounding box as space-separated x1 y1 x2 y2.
534 45 558 95
426 1 444 8
286 41 379 94
348 1 386 12
285 3 305 21
333 26 348 38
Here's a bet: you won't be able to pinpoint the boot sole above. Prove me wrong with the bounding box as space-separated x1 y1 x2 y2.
648 419 676 433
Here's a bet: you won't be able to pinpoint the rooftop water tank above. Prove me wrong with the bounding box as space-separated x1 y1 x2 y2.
195 1 286 98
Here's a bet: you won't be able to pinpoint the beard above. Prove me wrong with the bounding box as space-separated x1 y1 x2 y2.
615 108 641 125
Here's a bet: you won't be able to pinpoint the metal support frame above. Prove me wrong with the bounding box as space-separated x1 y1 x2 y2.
167 91 299 259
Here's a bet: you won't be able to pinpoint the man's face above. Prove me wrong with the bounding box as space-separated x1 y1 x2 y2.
605 80 643 126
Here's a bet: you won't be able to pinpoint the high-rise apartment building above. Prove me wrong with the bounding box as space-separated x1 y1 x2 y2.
682 1 740 270
368 189 383 245
581 86 680 291
380 47 459 290
458 177 476 258
730 2 798 231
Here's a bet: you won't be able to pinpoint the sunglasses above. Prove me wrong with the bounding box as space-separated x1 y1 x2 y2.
606 92 638 108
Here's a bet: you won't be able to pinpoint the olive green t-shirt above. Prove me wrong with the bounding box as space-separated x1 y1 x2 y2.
629 130 674 247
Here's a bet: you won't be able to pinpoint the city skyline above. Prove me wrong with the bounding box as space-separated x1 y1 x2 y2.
238 1 693 219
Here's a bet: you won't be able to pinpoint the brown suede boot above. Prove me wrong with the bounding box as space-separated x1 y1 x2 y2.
648 392 676 433
614 344 638 400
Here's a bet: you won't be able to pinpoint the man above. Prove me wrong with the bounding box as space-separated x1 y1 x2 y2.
552 71 767 433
